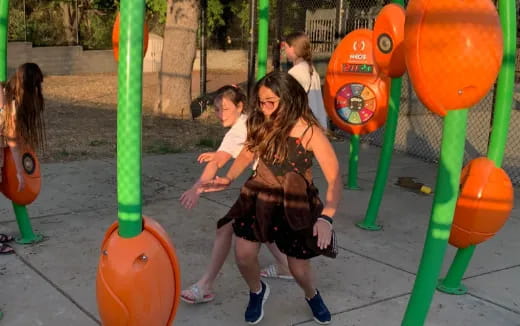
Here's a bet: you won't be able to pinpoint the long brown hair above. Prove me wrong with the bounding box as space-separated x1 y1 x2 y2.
3 63 46 151
246 71 320 164
285 32 313 76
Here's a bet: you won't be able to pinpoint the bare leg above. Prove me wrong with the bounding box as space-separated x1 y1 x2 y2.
265 242 291 275
287 256 316 298
193 222 234 292
235 237 262 292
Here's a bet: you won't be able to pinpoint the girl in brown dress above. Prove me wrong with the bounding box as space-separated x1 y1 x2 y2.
204 71 342 324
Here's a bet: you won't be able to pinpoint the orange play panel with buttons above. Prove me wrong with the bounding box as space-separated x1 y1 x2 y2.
373 3 406 78
1 147 41 205
324 29 390 135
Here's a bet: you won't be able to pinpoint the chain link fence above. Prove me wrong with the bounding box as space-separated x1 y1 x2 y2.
275 0 520 185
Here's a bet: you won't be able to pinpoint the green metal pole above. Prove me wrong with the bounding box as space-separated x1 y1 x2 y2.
0 0 8 81
357 76 403 230
0 0 43 244
402 109 468 326
437 0 517 295
117 0 145 238
347 134 361 190
13 202 43 244
256 0 269 79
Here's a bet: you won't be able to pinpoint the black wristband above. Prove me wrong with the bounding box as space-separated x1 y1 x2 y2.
318 214 333 224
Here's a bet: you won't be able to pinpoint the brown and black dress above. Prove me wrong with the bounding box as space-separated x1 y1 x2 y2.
218 126 336 259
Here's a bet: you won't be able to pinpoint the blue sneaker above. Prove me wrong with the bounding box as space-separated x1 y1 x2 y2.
306 290 331 324
245 281 270 324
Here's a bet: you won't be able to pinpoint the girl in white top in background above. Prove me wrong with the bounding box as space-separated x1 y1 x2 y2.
179 85 292 304
283 32 329 130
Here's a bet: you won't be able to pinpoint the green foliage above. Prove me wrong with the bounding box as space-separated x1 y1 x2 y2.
8 9 26 41
230 0 249 31
207 0 225 34
80 10 116 50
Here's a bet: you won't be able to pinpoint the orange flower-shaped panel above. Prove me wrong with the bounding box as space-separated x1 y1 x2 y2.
112 13 150 62
373 3 406 77
324 29 390 135
404 0 503 116
449 158 513 249
1 147 41 205
96 216 181 326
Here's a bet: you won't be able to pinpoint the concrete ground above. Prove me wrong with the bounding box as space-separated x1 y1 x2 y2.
0 142 519 326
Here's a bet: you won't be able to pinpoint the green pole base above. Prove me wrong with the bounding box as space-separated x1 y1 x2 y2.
345 184 361 190
15 233 44 245
436 279 468 295
355 221 382 231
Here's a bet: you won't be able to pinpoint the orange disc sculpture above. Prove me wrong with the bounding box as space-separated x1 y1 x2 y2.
373 3 406 78
324 29 390 135
404 0 503 116
96 216 181 326
449 158 514 249
112 13 149 61
1 147 41 205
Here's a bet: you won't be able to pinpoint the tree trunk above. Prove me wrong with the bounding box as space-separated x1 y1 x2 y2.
59 2 76 45
155 0 200 118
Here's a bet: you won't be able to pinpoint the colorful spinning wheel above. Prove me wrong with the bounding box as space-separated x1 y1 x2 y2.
335 83 377 125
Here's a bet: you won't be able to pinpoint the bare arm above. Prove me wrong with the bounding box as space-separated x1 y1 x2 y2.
224 147 255 182
180 150 232 209
306 125 342 218
195 151 232 186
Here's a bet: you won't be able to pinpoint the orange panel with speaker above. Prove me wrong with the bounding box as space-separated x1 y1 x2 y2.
449 158 514 249
1 147 41 205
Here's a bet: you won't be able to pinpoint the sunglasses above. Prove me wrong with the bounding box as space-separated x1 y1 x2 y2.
259 98 280 109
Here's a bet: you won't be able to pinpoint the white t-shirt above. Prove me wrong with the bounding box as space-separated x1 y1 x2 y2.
289 61 329 130
216 114 259 170
217 114 247 159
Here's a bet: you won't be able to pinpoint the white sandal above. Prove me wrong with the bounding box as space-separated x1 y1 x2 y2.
180 284 215 304
260 264 294 280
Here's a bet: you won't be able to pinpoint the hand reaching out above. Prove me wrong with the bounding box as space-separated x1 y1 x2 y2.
180 186 202 209
198 152 216 164
200 176 231 193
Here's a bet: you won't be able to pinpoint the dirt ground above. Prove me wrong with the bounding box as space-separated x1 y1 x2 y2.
41 70 247 163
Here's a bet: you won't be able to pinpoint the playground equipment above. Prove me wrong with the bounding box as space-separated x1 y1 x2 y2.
112 12 150 62
448 157 513 249
95 4 181 325
324 2 405 192
1 147 41 205
400 0 516 324
0 0 44 245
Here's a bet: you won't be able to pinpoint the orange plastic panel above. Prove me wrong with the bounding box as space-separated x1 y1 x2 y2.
1 147 41 205
324 29 390 135
112 13 150 62
404 0 503 116
96 216 181 326
373 3 406 78
449 158 514 249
